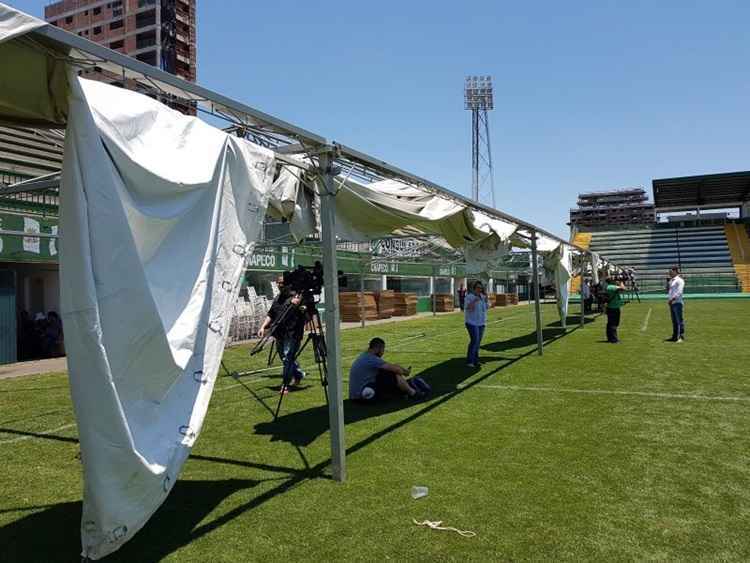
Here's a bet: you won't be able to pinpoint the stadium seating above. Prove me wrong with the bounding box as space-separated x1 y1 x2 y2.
587 224 742 294
724 224 750 292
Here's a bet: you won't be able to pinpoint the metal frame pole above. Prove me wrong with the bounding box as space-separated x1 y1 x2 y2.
317 152 346 482
359 268 365 329
430 274 436 317
580 271 586 328
530 231 543 356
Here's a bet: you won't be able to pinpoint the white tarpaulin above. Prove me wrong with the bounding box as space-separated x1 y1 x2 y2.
59 77 274 559
266 166 318 242
590 252 600 285
543 244 572 326
273 171 519 274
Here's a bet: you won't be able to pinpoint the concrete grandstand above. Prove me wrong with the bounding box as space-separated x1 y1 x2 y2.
571 172 750 296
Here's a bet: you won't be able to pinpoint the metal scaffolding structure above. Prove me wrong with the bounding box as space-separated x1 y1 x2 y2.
464 75 496 208
4 20 623 483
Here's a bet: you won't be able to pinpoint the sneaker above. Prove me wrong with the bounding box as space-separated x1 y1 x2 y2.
279 386 289 395
676 338 684 343
665 337 677 342
411 377 431 395
466 363 477 368
292 371 306 386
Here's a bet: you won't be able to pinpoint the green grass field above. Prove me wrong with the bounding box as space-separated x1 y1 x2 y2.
2 300 750 562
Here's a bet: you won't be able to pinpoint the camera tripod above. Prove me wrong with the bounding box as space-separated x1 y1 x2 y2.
250 298 329 420
631 282 641 303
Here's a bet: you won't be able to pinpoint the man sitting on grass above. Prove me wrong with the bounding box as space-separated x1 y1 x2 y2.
349 337 430 402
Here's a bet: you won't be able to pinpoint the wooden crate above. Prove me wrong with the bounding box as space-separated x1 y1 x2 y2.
392 292 417 316
431 293 454 312
495 293 519 306
374 290 394 319
339 292 378 322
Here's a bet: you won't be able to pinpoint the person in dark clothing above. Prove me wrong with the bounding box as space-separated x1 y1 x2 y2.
258 289 307 394
605 277 626 343
457 284 467 311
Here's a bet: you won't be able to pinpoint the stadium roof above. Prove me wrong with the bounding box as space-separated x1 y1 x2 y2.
652 170 750 212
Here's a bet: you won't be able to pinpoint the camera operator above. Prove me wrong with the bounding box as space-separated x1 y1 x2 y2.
604 275 626 343
258 286 307 394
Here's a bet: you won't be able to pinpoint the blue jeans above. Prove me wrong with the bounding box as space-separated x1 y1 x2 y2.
277 336 303 385
670 302 685 339
465 323 485 365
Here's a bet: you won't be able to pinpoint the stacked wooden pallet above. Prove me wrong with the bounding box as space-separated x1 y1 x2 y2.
431 293 454 312
374 290 394 319
339 292 378 322
392 292 417 316
495 293 519 306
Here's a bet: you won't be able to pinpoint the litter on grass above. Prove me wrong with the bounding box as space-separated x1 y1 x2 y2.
411 486 429 499
413 519 477 538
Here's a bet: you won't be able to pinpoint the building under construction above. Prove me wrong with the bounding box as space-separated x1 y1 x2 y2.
570 188 655 230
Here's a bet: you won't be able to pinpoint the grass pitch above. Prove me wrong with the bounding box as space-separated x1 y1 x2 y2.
1 300 750 561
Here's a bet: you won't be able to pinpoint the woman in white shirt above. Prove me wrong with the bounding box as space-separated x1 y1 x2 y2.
464 281 489 367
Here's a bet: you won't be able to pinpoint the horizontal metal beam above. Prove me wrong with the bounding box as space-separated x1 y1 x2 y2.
32 25 328 147
0 229 57 239
333 142 590 253
28 21 595 257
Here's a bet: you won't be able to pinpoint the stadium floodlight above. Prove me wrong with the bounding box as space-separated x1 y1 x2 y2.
464 75 494 111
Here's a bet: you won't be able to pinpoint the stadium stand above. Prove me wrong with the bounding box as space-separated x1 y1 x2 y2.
724 223 750 292
588 224 742 294
570 232 592 293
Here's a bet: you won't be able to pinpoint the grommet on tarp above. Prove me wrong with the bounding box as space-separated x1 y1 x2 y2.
208 320 223 335
232 243 247 256
178 425 196 440
111 526 128 541
193 370 207 384
162 474 171 492
247 203 260 213
254 162 268 172
221 280 233 292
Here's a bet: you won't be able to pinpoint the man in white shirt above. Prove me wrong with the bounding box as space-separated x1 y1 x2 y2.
667 266 685 342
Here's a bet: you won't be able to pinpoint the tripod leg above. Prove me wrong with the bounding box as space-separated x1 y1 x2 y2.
267 342 277 367
274 384 287 420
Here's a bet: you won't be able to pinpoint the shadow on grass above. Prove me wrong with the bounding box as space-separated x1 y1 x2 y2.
0 479 266 563
255 318 587 448
0 320 584 561
481 317 594 353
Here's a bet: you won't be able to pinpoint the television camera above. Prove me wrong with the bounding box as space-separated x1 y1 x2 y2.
250 261 345 418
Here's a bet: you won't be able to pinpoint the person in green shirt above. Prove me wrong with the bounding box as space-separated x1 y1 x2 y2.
605 276 626 343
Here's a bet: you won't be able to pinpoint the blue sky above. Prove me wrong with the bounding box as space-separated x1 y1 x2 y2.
10 0 750 236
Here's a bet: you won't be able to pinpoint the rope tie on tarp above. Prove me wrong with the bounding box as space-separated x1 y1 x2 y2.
193 370 208 384
178 425 196 440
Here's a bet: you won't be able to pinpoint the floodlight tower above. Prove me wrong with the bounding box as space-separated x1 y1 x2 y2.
464 75 496 207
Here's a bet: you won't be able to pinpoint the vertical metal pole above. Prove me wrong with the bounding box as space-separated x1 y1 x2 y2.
317 152 346 482
430 275 436 316
359 269 365 329
530 231 543 356
580 279 585 328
